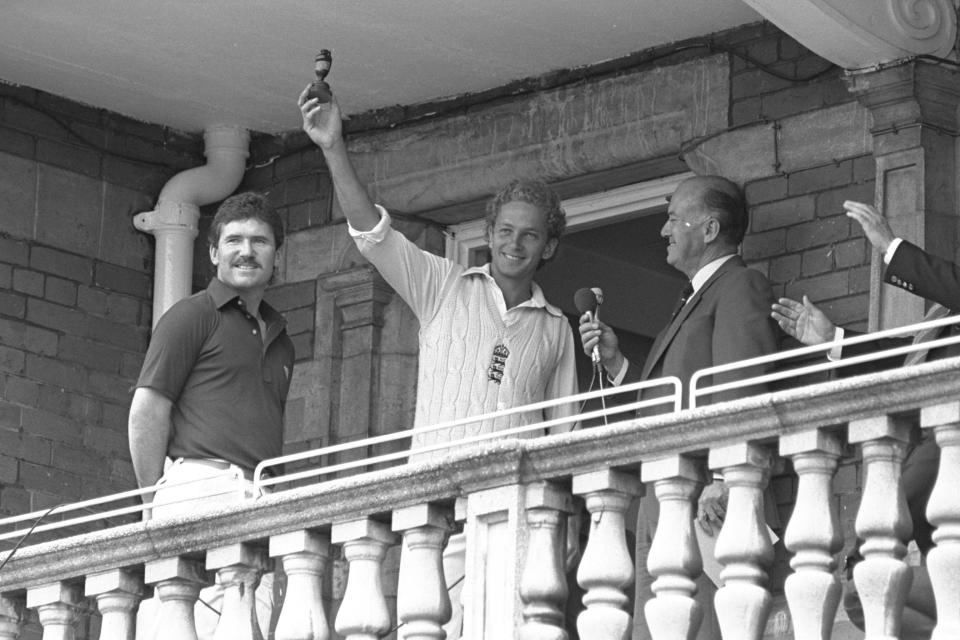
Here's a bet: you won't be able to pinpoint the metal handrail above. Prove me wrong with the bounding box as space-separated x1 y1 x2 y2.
7 312 960 544
689 313 960 408
253 376 683 491
0 468 245 542
0 376 681 542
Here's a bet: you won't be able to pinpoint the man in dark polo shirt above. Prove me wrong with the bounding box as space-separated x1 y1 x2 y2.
129 191 294 639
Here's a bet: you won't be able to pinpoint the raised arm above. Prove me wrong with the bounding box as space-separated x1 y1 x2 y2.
298 87 380 231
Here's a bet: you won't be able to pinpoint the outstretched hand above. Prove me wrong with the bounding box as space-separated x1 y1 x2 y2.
844 201 896 254
298 85 343 150
771 295 836 346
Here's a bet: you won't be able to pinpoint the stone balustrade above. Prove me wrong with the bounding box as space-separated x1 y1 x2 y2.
2 356 960 639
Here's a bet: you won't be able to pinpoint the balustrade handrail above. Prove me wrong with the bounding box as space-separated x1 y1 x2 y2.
252 375 683 490
2 313 959 557
3 351 960 594
0 376 682 544
690 312 960 407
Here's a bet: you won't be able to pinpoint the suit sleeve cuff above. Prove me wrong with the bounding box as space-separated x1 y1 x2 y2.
828 326 845 361
884 238 903 265
608 358 630 386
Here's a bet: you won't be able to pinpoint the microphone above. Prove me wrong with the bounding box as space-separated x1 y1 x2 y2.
574 287 604 365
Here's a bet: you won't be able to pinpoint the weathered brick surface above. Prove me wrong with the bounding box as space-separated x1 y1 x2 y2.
13 268 44 297
0 83 190 520
0 291 27 318
30 246 94 283
0 345 25 375
93 262 152 298
45 276 78 307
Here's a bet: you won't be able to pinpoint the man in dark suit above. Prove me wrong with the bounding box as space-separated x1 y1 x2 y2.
580 175 778 412
772 199 947 638
579 175 779 640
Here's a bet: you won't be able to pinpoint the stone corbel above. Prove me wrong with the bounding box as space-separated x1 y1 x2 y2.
318 265 394 331
741 0 957 69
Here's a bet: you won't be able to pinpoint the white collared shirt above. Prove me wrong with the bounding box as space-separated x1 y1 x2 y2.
609 253 737 384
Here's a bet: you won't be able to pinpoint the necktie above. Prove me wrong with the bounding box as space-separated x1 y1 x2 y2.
669 281 694 322
904 303 952 366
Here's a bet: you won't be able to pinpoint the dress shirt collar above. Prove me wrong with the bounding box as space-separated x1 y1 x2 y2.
690 253 737 293
461 264 563 318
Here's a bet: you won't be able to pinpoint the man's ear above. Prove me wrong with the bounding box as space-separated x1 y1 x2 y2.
541 237 558 261
703 218 721 244
209 243 219 266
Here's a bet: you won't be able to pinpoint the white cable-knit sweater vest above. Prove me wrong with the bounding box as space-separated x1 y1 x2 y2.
357 225 576 456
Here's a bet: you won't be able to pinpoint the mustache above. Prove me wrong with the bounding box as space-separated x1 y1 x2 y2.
231 258 262 268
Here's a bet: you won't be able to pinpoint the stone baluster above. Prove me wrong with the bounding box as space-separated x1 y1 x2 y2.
921 402 960 640
848 415 913 640
207 543 269 640
0 597 21 640
519 482 574 640
144 557 208 640
26 582 81 640
392 504 452 639
711 443 774 640
641 456 706 640
85 568 143 640
780 429 843 640
332 518 396 640
269 530 331 640
571 469 640 640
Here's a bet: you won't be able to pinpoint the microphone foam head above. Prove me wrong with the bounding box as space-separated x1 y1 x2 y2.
590 287 604 306
573 287 598 314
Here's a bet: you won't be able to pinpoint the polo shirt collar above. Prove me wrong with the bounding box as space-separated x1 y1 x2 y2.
461 264 564 317
206 278 287 327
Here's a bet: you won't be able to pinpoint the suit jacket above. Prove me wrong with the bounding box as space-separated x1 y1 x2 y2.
887 240 960 310
840 240 960 373
624 255 779 412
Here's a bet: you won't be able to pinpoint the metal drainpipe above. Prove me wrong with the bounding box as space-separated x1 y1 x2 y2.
134 125 250 327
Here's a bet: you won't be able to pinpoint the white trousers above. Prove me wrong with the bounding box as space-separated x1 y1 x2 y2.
136 458 275 640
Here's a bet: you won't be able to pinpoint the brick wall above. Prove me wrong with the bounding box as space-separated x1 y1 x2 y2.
0 83 201 532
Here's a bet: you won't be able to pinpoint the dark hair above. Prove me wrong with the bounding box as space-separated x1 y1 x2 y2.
699 177 748 245
208 192 285 249
485 179 567 242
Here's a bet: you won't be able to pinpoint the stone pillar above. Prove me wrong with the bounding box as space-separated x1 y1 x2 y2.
26 582 82 640
331 518 396 640
519 483 574 640
710 443 775 640
269 530 331 640
779 429 843 640
847 415 914 640
206 543 269 640
641 456 706 640
392 504 453 639
572 469 642 640
461 482 575 639
85 568 143 640
144 557 208 640
921 402 960 640
845 60 960 331
0 597 19 640
318 266 397 467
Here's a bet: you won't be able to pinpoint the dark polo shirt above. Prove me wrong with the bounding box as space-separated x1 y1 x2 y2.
137 278 295 471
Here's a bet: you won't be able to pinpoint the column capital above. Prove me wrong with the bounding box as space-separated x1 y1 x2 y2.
845 59 960 138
